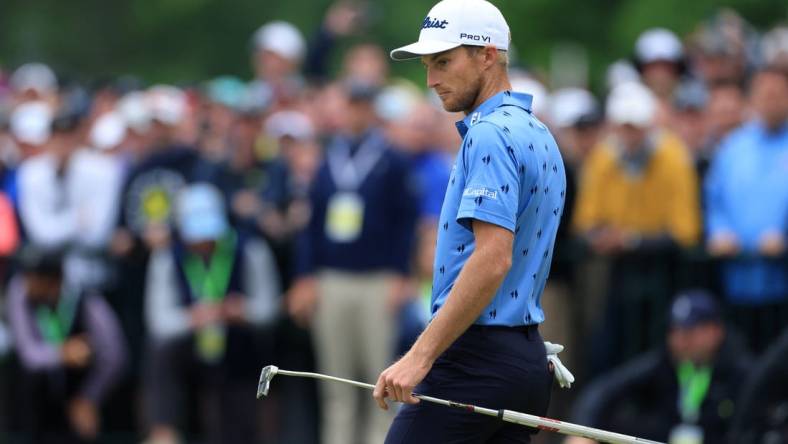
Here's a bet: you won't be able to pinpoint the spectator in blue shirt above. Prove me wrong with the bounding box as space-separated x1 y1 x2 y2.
704 64 788 352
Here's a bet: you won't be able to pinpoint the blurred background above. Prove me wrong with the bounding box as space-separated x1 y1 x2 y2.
0 0 787 443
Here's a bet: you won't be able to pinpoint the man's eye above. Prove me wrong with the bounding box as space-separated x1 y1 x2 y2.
438 60 448 67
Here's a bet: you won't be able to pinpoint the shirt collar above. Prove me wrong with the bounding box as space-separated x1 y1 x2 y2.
455 90 533 137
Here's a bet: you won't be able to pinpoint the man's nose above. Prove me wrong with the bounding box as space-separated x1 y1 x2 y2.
426 68 440 89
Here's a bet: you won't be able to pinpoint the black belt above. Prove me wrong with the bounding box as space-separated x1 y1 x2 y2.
469 324 539 334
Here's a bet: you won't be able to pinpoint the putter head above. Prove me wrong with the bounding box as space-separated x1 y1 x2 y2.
257 365 279 399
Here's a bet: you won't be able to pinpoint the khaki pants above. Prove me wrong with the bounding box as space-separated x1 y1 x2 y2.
314 270 395 444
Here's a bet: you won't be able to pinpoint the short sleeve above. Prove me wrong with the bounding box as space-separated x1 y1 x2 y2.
457 122 520 232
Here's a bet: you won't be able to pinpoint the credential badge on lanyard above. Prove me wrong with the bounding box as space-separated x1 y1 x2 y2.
325 131 385 243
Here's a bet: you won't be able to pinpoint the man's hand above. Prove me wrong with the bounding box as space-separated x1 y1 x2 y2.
190 303 222 329
759 231 786 257
588 227 626 255
287 277 318 327
564 437 597 444
62 336 92 368
373 352 432 410
222 295 246 324
68 397 99 439
708 232 740 257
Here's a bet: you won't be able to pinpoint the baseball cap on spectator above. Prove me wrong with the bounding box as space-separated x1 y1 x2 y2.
606 59 640 91
343 79 380 102
510 73 548 116
669 290 721 328
673 80 708 111
549 87 601 128
374 82 422 122
16 244 64 277
10 101 53 146
265 110 315 141
635 28 684 65
762 26 788 65
147 85 187 126
390 0 510 60
253 21 306 62
176 183 229 243
10 63 57 96
90 112 127 150
117 91 152 133
51 110 83 134
205 76 247 110
606 81 657 128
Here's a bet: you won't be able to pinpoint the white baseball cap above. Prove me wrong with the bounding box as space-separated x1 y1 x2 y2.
253 21 306 62
635 28 683 64
606 81 657 128
390 0 510 61
10 101 53 146
549 88 599 128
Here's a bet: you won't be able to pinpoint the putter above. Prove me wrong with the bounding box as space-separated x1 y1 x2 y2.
257 365 664 444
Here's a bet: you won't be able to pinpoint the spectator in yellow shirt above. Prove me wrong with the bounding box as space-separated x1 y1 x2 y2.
574 82 700 252
573 81 702 376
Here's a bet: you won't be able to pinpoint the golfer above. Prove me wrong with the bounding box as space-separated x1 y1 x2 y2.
374 0 572 442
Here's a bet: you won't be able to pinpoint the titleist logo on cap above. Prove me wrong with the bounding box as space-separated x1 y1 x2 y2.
422 16 449 29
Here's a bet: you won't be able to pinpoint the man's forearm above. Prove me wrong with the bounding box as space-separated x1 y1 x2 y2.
409 246 510 365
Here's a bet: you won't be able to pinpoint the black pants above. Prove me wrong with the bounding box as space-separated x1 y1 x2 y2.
385 325 552 444
19 369 91 444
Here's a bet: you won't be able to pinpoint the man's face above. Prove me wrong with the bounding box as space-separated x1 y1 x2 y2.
613 123 648 153
25 273 62 305
641 61 680 98
668 322 724 365
422 47 484 113
750 71 788 130
707 85 744 139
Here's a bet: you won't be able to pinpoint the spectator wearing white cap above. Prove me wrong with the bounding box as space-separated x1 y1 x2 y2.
635 28 686 99
9 63 58 106
9 100 53 159
246 110 320 246
144 183 279 444
16 103 124 292
250 21 307 110
573 81 701 373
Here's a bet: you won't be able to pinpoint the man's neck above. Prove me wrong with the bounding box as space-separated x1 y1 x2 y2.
465 74 512 115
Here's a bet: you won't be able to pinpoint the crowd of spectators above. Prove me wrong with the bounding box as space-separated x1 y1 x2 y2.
0 3 786 444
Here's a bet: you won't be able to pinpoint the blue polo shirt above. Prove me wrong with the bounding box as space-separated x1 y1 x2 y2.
431 91 566 326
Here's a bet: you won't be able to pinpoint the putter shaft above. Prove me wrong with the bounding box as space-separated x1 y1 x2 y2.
259 367 664 444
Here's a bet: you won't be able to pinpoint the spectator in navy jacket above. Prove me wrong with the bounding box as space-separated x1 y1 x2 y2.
287 80 419 444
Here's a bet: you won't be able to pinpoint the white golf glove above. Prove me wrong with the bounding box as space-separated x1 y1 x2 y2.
544 341 575 389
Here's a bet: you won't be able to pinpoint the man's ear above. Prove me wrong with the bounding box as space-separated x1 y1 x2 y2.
482 45 498 70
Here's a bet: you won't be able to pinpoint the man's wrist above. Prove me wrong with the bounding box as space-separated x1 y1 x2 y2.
409 340 438 367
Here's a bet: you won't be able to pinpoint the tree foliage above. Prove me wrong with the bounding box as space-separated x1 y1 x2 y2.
0 0 785 89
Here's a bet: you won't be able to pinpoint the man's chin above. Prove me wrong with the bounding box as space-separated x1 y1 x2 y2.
440 100 463 113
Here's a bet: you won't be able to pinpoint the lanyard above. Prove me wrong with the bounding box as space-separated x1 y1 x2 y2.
35 288 79 345
183 230 237 302
677 361 712 422
327 131 386 191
